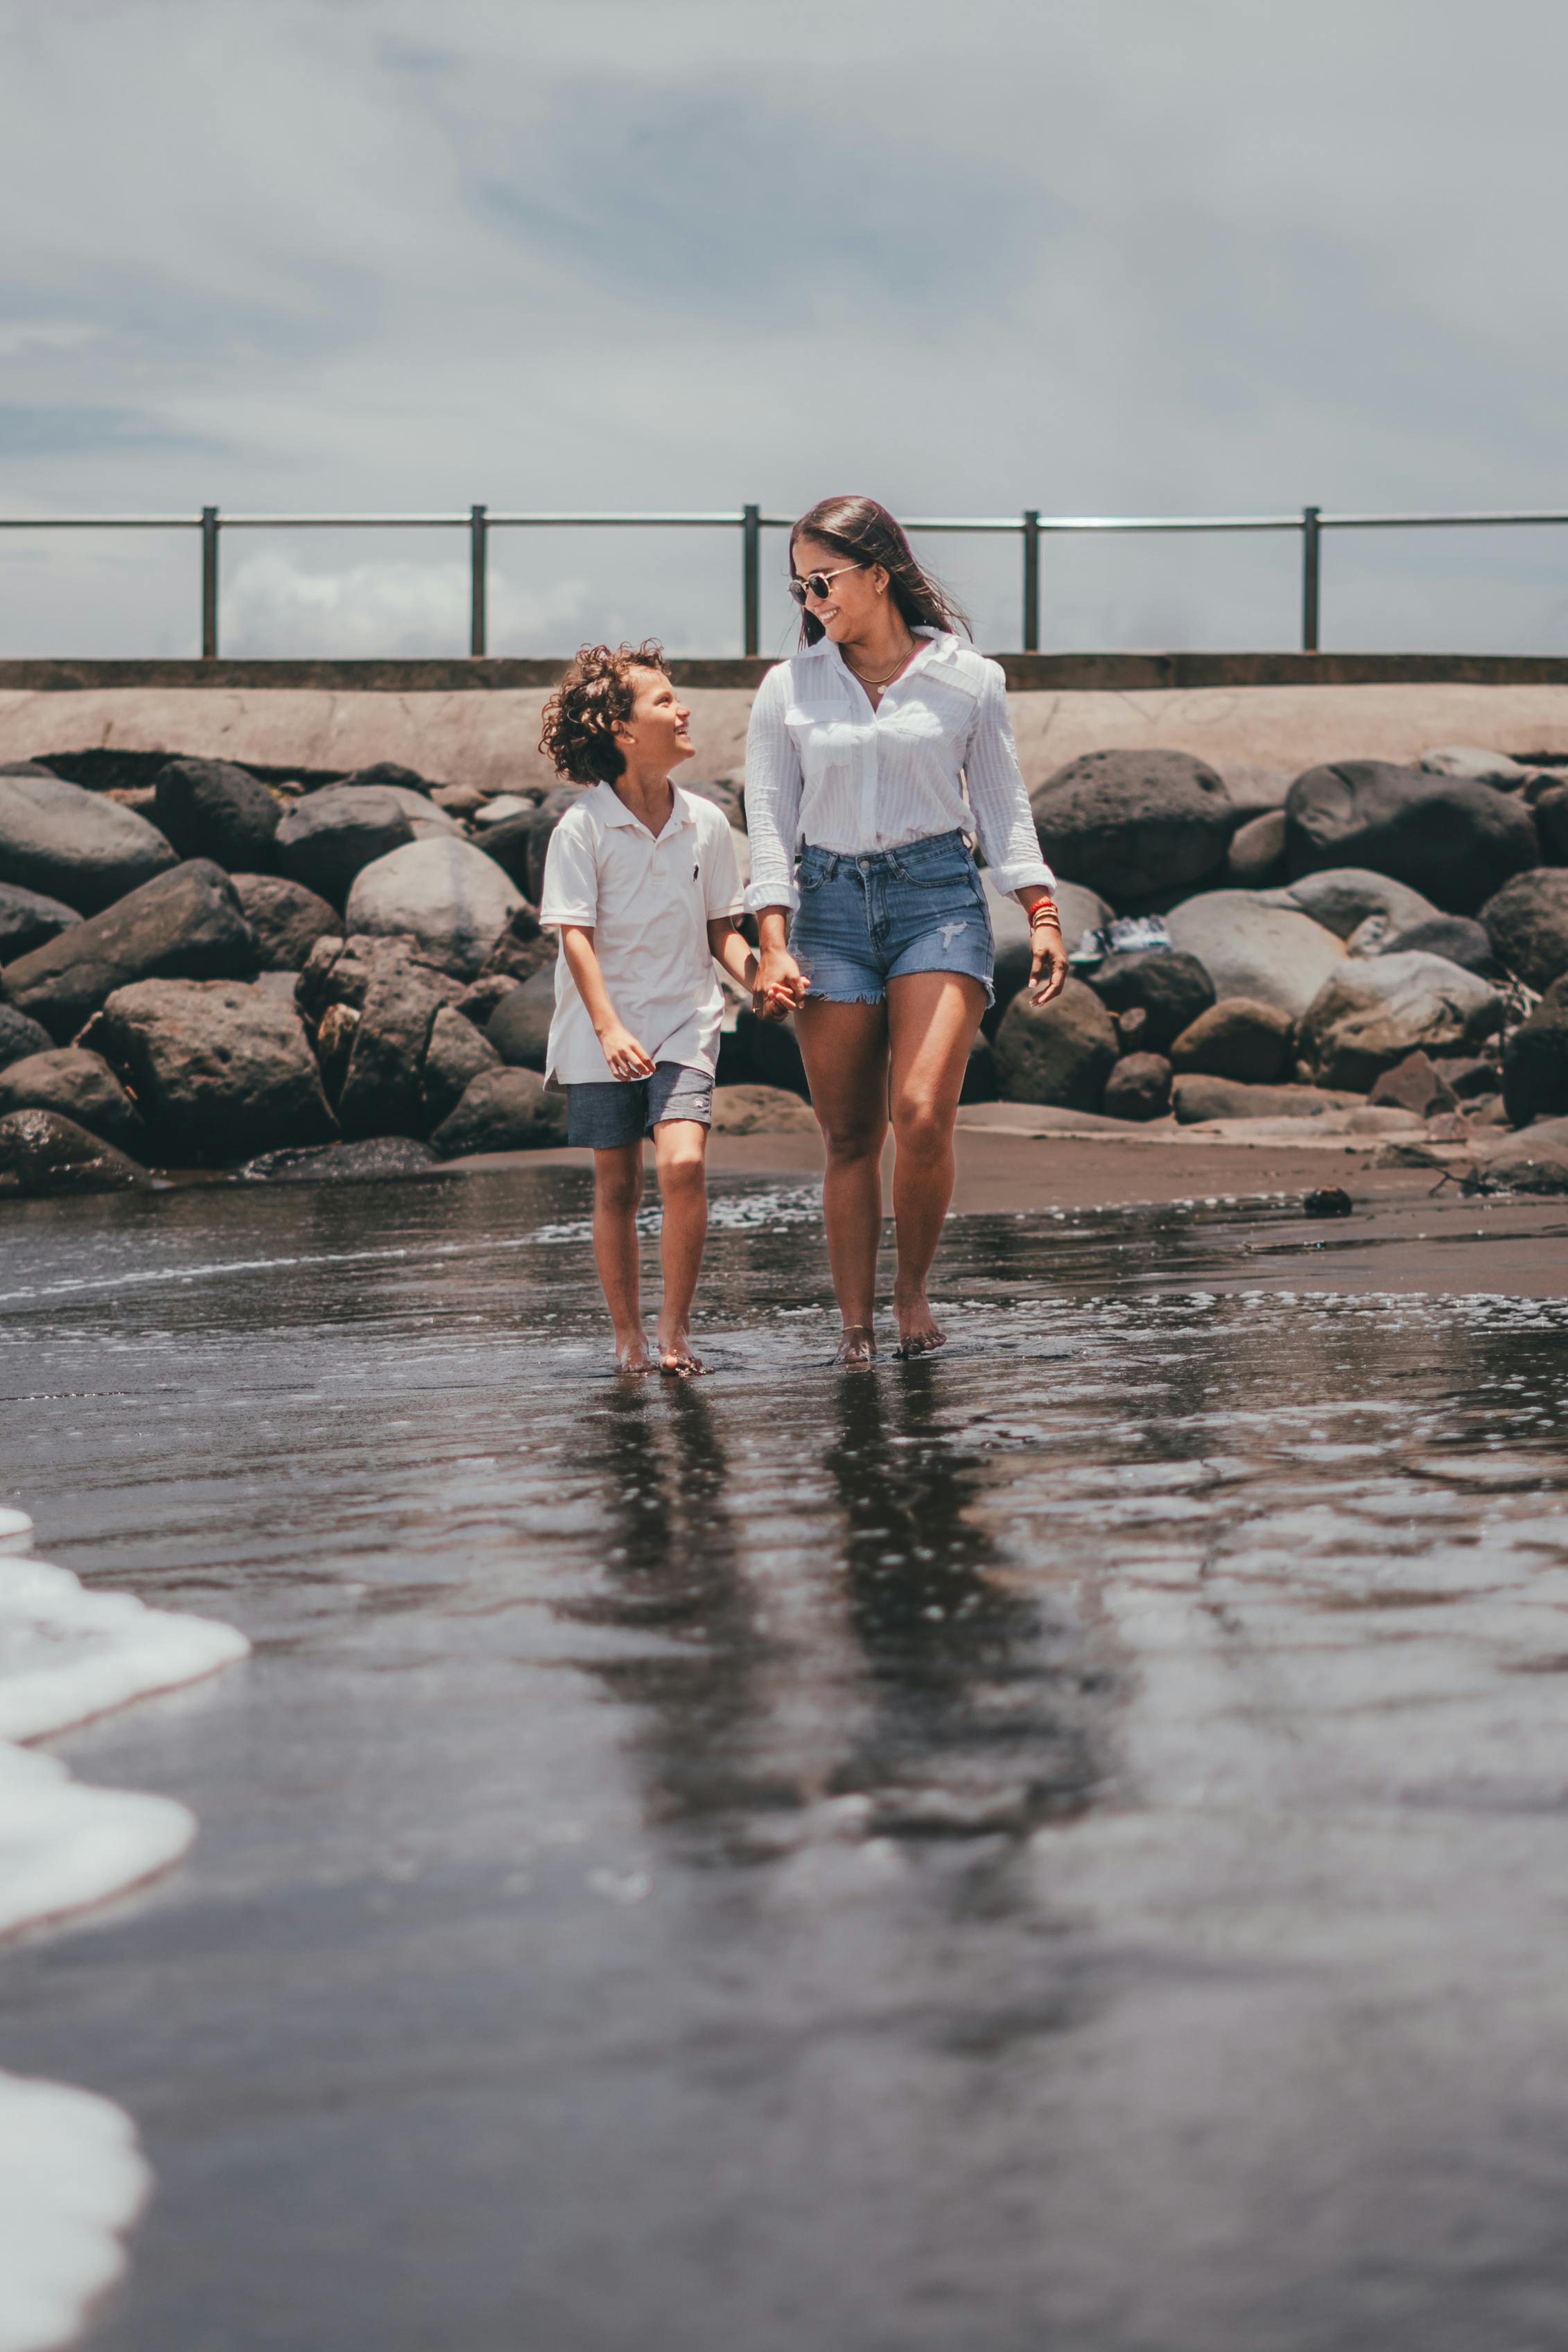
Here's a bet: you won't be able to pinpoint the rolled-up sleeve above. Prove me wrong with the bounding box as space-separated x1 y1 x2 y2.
742 665 804 916
538 812 598 928
966 661 1054 900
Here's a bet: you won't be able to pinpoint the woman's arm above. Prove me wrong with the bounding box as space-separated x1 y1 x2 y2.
558 925 656 1078
740 666 805 918
965 662 1056 901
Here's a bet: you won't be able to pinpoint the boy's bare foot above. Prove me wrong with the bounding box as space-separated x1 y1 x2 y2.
833 1323 878 1370
614 1332 656 1375
893 1289 946 1359
656 1330 710 1377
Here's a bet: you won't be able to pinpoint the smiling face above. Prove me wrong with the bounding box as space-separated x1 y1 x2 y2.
612 665 694 774
790 533 889 645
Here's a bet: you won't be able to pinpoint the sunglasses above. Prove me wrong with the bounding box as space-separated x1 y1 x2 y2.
787 562 864 607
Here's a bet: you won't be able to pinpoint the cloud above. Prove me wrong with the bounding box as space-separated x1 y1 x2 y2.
222 548 593 659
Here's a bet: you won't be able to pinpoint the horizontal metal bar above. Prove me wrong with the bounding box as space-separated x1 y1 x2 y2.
1321 509 1568 530
488 511 747 529
0 516 203 529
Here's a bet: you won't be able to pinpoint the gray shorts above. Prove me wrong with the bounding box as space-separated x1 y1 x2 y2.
566 1061 714 1149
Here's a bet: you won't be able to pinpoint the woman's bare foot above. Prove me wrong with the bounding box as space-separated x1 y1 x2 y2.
614 1331 656 1375
893 1288 946 1359
656 1328 710 1377
833 1323 878 1370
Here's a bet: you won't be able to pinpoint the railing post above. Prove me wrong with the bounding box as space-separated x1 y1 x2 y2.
1022 509 1040 652
1300 505 1321 653
742 503 761 658
469 503 489 658
200 505 219 659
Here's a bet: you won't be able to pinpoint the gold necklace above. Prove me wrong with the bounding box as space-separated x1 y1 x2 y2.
844 638 916 692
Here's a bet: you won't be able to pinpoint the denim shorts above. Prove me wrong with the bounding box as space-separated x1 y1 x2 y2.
566 1061 713 1148
789 830 995 1006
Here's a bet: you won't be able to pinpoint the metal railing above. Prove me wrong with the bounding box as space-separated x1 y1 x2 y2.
3 502 1567 659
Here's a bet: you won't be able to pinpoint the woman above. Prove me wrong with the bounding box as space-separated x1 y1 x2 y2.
745 494 1068 1368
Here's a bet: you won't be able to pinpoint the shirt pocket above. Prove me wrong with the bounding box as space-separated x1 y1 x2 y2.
889 668 980 747
784 695 857 772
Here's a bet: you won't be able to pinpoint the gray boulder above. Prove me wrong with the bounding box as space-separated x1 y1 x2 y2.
1366 1051 1458 1120
230 874 341 971
992 977 1118 1113
1165 889 1346 1020
1172 1077 1356 1124
0 1108 152 1198
275 786 415 903
1169 998 1293 1084
1086 950 1214 1051
710 1083 817 1135
1501 977 1568 1125
345 837 523 979
473 901 555 987
0 882 80 962
336 761 436 797
1 860 256 1044
1373 915 1495 975
984 875 1111 1035
1284 760 1539 914
82 979 338 1165
0 769 177 914
1480 869 1568 990
468 810 532 892
305 938 464 1140
239 1136 446 1185
1226 808 1287 887
354 784 460 839
487 967 556 1072
421 1004 501 1127
1420 745 1533 787
1262 868 1441 940
1531 786 1568 864
152 757 280 871
1029 749 1235 904
1298 952 1504 1092
0 1004 53 1072
524 789 581 903
1219 766 1292 819
430 1068 569 1156
0 1047 146 1154
1472 1134 1568 1194
720 1007 808 1097
1103 1052 1171 1122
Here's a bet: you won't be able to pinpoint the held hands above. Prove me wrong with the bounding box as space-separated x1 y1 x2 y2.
598 1021 656 1080
751 947 809 1023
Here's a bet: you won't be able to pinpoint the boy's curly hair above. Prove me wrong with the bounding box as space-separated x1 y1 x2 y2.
538 639 670 785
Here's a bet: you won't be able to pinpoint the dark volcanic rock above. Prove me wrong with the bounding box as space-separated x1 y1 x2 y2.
1086 950 1215 1052
0 1047 146 1154
1284 760 1539 914
718 1007 808 1097
469 810 533 892
344 837 522 977
525 789 582 903
455 974 526 1027
82 978 338 1165
1480 869 1568 991
421 1004 501 1127
1172 1077 1356 1124
275 786 415 903
1169 998 1293 1085
1501 977 1568 1125
0 1108 152 1198
1103 1052 1171 1122
430 1068 569 1156
152 757 281 871
337 761 435 796
0 882 80 962
1377 915 1496 975
1298 952 1504 1092
1 860 256 1044
0 768 177 913
229 874 341 971
960 1032 999 1104
1225 808 1288 888
992 977 1118 1113
487 968 555 1073
0 1005 55 1073
239 1136 446 1185
305 939 464 1140
1366 1050 1459 1120
476 903 554 987
1029 749 1235 904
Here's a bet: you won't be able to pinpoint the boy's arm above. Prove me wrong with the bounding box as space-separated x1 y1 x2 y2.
707 916 758 993
558 925 656 1079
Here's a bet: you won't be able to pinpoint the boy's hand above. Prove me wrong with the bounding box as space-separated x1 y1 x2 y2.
751 979 803 1023
755 946 808 1015
598 1022 656 1079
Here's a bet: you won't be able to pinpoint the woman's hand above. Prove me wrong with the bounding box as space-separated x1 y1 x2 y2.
598 1022 656 1079
753 945 808 1020
1018 891 1069 1007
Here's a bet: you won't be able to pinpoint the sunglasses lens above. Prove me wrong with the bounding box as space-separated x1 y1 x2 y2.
787 579 807 604
808 575 830 600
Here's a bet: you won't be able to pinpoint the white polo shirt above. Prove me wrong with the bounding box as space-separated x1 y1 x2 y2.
539 782 745 1085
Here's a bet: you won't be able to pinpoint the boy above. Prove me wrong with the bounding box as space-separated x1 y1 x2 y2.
537 639 765 1377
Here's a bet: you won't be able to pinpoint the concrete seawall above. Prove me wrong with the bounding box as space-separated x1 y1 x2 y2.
4 655 1568 794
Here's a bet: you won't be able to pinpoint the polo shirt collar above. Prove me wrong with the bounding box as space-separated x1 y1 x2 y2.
589 781 696 835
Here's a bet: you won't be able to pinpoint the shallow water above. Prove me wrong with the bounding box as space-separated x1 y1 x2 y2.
5 1168 1568 2351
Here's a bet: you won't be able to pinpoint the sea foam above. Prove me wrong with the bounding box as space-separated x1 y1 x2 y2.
0 1505 248 2349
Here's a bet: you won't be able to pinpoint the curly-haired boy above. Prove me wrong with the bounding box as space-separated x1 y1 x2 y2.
537 641 765 1376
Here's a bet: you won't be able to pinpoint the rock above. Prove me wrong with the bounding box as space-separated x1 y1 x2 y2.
1262 868 1442 941
229 873 340 972
345 837 523 979
1219 766 1292 819
472 794 536 826
992 977 1118 1113
1420 745 1533 787
1480 869 1568 989
1298 953 1504 1092
2 860 255 1045
238 1136 446 1185
1370 915 1495 975
315 939 464 1140
1426 1110 1474 1143
0 1005 54 1072
1169 998 1293 1084
1346 1105 1425 1135
525 788 582 903
719 1007 808 1097
0 769 177 914
0 1048 146 1154
1473 1135 1568 1194
1303 1186 1353 1217
1029 749 1235 904
1103 1052 1171 1121
81 979 337 1165
275 787 415 903
475 902 554 986
709 1083 817 1134
337 761 435 796
151 757 281 871
1284 760 1540 914
431 783 488 819
1085 950 1214 1051
313 1002 359 1097
1501 978 1568 1125
421 1003 501 1126
358 785 460 839
961 1032 999 1104
429 1068 569 1156
1226 808 1287 887
1436 1055 1501 1101
687 778 744 828
468 809 532 892
1367 1050 1458 1119
1115 1005 1149 1049
1531 786 1568 863
0 882 80 963
486 968 556 1072
0 1108 152 1197
455 974 525 1027
1172 1076 1355 1124
984 876 1110 1035
1165 889 1346 1020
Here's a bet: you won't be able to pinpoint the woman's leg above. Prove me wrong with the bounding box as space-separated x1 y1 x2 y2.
652 1117 710 1375
885 970 987 1355
794 997 890 1366
592 1142 652 1372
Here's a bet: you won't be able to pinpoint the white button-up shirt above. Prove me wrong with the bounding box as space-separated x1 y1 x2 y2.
742 627 1054 916
539 783 744 1084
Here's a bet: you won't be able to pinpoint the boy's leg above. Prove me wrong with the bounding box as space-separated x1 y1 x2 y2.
592 1142 652 1372
651 1118 709 1375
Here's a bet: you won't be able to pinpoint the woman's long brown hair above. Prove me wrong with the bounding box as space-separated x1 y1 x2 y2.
790 494 972 649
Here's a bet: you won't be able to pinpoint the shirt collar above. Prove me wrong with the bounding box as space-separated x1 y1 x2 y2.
589 780 695 835
823 624 943 690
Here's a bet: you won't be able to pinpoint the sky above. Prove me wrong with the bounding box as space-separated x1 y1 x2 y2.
2 0 1566 660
